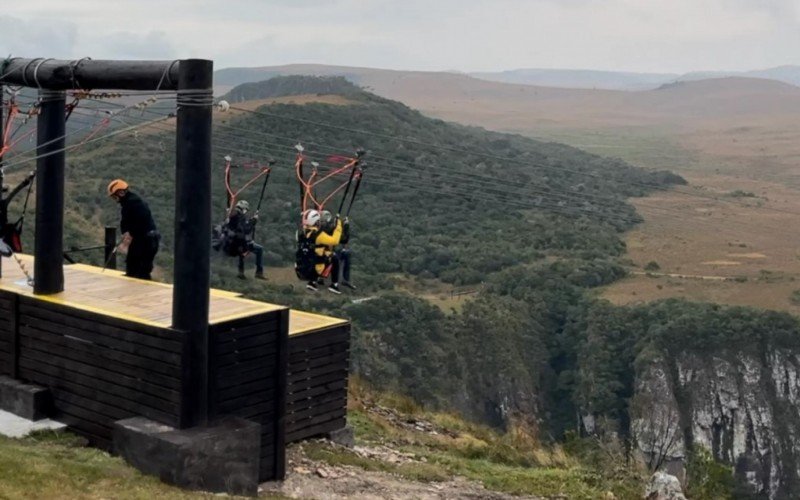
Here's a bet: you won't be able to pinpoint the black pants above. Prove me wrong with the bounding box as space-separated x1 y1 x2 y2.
330 254 340 285
336 247 352 282
126 233 159 280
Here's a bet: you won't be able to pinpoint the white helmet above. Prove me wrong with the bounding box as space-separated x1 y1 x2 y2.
303 209 320 227
236 200 250 213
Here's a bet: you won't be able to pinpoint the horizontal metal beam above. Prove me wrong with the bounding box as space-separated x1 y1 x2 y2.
0 58 180 91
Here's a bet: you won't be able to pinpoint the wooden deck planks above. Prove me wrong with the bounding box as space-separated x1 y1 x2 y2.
289 310 348 337
0 255 284 327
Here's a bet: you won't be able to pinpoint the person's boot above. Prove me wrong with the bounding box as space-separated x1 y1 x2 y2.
254 270 267 280
343 281 357 290
237 270 246 280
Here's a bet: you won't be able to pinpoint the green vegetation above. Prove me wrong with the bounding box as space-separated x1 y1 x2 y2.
685 447 735 499
304 380 647 499
0 431 246 499
644 260 660 271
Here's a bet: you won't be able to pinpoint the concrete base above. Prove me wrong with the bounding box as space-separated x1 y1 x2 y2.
326 425 355 448
0 409 66 438
0 376 52 421
113 416 261 497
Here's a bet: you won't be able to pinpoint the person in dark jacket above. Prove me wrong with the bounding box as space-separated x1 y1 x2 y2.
107 179 160 280
225 200 265 280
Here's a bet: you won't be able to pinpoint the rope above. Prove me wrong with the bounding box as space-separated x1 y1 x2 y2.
12 253 33 286
32 58 53 89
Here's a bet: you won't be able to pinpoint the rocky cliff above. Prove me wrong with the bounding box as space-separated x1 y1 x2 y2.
632 347 800 498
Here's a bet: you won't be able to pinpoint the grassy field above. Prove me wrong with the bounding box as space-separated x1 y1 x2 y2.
0 432 231 499
518 123 800 314
578 125 800 313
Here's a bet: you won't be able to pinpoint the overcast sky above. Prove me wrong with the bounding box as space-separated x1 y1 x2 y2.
1 0 798 74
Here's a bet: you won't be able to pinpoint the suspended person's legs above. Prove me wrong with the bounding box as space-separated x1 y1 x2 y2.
340 247 356 289
237 253 246 279
251 242 266 280
328 254 342 294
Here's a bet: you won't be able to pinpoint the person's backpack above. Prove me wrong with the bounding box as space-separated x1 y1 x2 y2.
2 221 23 253
212 222 248 257
212 224 224 252
295 228 321 280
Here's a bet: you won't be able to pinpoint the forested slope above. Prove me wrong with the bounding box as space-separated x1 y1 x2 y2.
51 76 799 496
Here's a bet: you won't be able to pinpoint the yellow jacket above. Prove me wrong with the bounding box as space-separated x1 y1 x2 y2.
305 219 342 274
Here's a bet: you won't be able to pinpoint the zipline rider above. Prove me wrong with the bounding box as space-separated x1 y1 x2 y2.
107 179 160 280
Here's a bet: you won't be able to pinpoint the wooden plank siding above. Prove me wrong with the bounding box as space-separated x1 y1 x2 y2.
210 308 288 481
0 257 351 483
15 295 183 449
286 325 350 443
0 291 13 376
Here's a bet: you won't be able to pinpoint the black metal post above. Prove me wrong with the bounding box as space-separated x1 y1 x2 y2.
0 85 4 279
33 89 66 295
104 226 117 270
0 59 180 91
172 59 213 427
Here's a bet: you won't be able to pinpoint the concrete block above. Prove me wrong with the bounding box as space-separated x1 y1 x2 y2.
113 416 261 497
0 376 52 421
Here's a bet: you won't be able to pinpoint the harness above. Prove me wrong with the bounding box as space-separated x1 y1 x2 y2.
212 156 273 257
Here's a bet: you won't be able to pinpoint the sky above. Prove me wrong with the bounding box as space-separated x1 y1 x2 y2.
1 0 798 74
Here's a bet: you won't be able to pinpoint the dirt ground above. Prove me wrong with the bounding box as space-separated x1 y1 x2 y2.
260 444 540 500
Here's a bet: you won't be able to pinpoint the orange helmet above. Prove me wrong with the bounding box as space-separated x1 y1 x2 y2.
107 179 129 197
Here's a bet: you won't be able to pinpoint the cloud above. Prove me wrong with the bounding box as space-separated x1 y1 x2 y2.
0 1 798 73
82 30 178 60
0 16 78 59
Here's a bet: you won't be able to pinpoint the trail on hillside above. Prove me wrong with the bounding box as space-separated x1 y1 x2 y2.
261 443 540 500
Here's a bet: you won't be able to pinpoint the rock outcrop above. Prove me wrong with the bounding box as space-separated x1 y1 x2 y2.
632 349 800 498
645 472 687 500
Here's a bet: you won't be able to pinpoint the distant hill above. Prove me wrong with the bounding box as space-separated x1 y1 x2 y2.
471 65 800 90
223 75 363 103
678 65 800 86
216 64 800 99
214 65 800 134
470 68 678 90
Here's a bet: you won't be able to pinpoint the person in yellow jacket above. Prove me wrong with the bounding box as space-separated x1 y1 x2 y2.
301 209 345 293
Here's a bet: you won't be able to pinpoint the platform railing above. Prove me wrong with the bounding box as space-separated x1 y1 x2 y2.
62 226 117 269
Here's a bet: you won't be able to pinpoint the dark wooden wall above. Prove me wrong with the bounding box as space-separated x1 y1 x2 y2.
0 286 351 483
13 293 183 449
210 309 288 481
0 292 12 377
286 325 350 443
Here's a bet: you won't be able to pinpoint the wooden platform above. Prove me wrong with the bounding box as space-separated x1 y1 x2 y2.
0 254 351 478
0 255 346 335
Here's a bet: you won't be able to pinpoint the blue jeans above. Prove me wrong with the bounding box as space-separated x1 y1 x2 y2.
238 242 264 273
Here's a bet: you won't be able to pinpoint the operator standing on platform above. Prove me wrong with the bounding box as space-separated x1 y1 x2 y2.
107 179 160 280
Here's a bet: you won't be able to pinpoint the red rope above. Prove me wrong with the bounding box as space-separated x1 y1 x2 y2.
296 156 359 211
0 104 20 157
225 159 271 217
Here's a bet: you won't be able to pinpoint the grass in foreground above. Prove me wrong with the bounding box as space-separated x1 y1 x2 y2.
0 431 291 500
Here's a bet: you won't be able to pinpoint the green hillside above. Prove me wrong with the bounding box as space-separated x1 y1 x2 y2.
52 76 680 432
